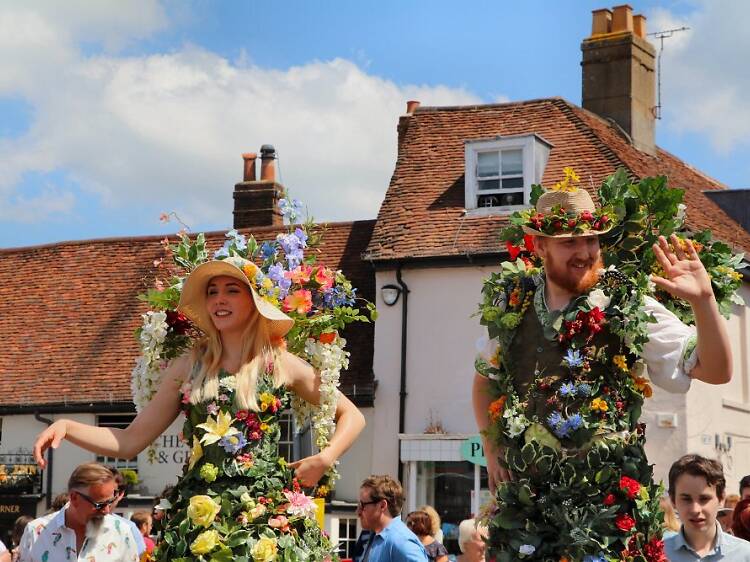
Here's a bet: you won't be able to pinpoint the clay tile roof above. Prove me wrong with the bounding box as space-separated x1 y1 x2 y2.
0 220 375 410
364 97 750 261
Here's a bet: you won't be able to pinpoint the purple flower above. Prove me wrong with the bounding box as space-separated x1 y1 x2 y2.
219 433 248 455
563 413 584 433
268 264 287 283
564 349 584 368
279 198 303 222
547 411 563 430
294 227 308 246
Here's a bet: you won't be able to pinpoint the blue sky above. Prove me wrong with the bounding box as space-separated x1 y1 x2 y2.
1 0 747 248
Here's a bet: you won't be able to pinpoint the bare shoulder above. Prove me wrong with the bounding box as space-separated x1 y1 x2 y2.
161 352 193 388
278 350 315 384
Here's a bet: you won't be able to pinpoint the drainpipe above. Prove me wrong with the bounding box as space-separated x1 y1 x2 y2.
34 412 54 510
396 264 410 483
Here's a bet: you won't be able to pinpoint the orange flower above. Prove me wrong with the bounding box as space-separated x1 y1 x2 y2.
488 396 507 422
314 267 335 290
243 262 259 282
632 375 653 398
318 331 337 344
509 288 521 308
282 289 313 314
287 264 312 284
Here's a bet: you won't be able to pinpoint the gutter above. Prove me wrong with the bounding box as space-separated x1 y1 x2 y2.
395 264 410 483
34 412 55 510
0 402 135 416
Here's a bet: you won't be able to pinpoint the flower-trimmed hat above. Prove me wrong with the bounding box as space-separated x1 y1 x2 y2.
522 167 614 238
178 256 294 338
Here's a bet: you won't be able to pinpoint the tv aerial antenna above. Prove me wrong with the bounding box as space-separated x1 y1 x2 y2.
648 26 690 119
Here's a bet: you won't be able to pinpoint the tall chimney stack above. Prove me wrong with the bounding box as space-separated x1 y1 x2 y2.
581 4 656 155
233 145 283 229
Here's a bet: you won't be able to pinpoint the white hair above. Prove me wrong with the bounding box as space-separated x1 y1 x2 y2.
458 518 487 552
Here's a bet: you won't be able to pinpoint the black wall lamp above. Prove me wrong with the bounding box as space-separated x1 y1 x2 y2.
381 284 402 306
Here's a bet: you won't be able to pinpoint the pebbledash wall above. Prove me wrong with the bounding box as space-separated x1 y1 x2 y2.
370 265 750 515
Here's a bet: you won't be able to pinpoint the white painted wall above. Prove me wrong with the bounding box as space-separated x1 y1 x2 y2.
371 264 750 489
334 408 375 501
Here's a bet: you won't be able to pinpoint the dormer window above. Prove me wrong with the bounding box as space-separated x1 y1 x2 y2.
464 134 552 215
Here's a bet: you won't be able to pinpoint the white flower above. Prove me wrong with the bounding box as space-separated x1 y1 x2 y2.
676 203 687 222
219 375 237 391
586 288 611 310
155 498 172 511
475 334 500 367
519 544 536 556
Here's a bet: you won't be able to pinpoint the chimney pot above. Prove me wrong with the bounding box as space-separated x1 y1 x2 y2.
406 100 421 114
611 4 634 33
242 153 257 182
260 144 276 182
591 8 612 35
633 14 647 38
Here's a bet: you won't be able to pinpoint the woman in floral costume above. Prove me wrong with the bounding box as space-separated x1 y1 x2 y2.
34 256 366 561
473 171 737 561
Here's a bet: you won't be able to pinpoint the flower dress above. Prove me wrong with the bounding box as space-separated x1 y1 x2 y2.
155 363 335 562
475 268 696 562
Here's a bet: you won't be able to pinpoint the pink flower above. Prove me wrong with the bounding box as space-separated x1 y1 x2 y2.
314 267 335 290
269 515 291 533
284 490 318 518
286 265 313 284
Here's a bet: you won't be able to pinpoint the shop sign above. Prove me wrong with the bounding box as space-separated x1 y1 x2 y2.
460 436 486 467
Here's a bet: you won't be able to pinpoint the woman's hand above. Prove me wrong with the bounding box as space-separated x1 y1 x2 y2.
33 420 68 469
288 450 334 488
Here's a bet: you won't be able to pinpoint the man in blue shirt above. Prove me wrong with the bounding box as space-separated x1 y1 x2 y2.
357 475 428 562
665 454 750 561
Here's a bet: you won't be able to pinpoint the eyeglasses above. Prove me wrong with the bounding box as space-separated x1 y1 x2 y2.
357 498 382 510
75 490 118 511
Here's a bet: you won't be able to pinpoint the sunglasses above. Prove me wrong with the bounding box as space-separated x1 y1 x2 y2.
357 498 382 510
75 490 119 511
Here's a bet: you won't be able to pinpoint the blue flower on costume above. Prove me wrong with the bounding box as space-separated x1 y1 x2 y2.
261 241 277 260
220 433 248 454
562 413 584 434
559 382 577 397
583 555 606 562
547 411 563 430
564 349 584 368
577 383 592 396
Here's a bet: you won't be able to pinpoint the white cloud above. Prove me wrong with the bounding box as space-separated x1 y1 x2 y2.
0 2 483 229
648 1 750 154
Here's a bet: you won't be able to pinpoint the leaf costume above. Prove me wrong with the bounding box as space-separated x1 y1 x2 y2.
475 170 745 562
156 364 336 562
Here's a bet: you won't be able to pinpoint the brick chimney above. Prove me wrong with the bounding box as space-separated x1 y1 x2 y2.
233 144 284 228
581 5 656 155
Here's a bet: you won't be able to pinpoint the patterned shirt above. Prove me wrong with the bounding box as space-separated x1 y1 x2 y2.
18 506 140 562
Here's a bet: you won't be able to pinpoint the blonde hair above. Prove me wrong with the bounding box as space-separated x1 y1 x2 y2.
660 494 680 532
188 283 288 410
418 504 441 536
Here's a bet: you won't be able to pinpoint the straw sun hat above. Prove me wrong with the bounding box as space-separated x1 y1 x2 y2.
178 256 294 338
522 187 614 238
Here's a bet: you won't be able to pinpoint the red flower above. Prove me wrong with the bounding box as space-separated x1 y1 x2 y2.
580 210 594 222
552 220 563 231
506 240 522 260
615 513 636 532
166 310 192 335
523 234 535 253
644 537 667 562
603 493 616 506
619 476 641 499
567 219 577 229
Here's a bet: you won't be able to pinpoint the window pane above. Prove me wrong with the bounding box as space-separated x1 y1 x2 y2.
501 177 524 190
499 192 524 206
477 179 499 191
477 152 499 177
477 194 500 207
501 149 523 175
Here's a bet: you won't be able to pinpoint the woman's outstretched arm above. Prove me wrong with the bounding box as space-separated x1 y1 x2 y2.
33 355 189 467
283 351 366 487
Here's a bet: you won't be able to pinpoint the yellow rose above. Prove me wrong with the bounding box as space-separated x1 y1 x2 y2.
190 529 221 555
187 495 221 528
252 536 278 562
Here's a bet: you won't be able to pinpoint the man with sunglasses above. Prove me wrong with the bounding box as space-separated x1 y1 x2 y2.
357 475 427 562
18 462 139 562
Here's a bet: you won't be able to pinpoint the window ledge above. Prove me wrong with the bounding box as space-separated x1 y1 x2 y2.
465 205 530 218
722 399 750 413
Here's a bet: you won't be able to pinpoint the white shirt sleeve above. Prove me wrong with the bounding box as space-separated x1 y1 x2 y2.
641 296 697 394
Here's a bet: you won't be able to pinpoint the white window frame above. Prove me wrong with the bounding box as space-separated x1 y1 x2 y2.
464 134 551 216
329 514 360 559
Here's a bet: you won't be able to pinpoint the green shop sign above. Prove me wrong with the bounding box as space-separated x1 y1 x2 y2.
460 436 487 467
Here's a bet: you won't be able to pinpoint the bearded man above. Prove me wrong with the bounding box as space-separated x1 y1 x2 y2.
472 182 732 561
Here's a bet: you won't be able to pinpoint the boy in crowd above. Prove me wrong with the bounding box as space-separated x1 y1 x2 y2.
665 454 750 560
